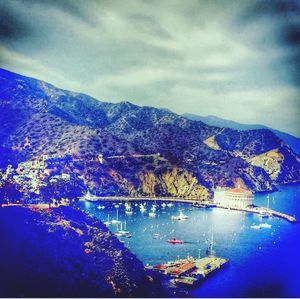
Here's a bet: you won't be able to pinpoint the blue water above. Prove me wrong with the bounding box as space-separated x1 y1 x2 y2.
77 183 300 297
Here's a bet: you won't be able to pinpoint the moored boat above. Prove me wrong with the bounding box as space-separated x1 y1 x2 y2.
167 238 184 244
171 210 188 220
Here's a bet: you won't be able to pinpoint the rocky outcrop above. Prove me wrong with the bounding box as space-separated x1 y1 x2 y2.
139 168 209 199
203 135 221 150
246 149 284 180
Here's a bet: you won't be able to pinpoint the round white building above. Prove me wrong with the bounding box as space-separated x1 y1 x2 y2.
214 185 254 208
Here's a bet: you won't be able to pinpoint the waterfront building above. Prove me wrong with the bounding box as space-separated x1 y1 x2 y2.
213 185 254 208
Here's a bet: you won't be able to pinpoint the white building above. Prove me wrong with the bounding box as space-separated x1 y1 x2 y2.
214 185 254 208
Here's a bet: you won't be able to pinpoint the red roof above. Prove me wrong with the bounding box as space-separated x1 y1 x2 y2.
228 187 251 194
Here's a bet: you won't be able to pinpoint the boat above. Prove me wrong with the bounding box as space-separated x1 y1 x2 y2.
125 203 133 215
111 206 121 225
147 234 229 287
261 195 272 218
83 190 98 201
104 214 111 226
139 204 147 213
152 233 160 239
167 203 174 208
149 211 156 218
167 238 185 244
171 210 188 220
97 205 105 210
161 203 167 208
115 221 132 238
251 224 262 230
125 209 133 215
260 223 272 229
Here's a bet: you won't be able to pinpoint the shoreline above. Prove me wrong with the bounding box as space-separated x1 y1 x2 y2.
81 196 297 223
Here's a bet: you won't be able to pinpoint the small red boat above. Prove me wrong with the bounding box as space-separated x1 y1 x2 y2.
167 238 184 244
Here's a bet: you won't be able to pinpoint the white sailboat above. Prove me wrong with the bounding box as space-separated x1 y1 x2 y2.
83 190 97 201
115 221 132 238
171 210 188 220
206 232 217 257
260 223 272 229
111 206 121 225
149 204 157 217
104 214 111 226
125 202 133 215
139 203 147 213
261 194 272 218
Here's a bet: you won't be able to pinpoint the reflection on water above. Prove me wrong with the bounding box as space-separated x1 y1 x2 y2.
77 183 300 297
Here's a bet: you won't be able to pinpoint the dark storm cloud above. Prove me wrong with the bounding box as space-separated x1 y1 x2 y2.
0 0 299 136
0 1 31 40
242 0 300 85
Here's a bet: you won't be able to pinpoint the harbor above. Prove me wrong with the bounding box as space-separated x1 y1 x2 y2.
146 235 229 287
80 191 297 223
77 182 300 297
146 255 229 287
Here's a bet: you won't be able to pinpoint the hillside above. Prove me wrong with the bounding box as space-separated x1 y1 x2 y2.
183 113 300 155
0 68 300 201
0 205 162 297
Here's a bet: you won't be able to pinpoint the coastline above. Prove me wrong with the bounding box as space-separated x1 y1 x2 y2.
81 196 297 223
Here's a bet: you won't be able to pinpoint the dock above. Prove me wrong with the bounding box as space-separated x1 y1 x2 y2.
211 203 297 223
146 255 229 287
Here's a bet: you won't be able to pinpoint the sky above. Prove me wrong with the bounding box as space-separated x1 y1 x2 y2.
0 0 299 137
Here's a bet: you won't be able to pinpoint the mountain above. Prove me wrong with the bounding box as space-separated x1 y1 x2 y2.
0 68 300 201
183 113 300 155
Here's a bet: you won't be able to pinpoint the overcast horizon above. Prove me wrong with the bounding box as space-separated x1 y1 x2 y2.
0 0 299 137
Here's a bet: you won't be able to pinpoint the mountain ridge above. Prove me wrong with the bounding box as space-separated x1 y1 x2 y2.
0 67 300 202
183 113 300 154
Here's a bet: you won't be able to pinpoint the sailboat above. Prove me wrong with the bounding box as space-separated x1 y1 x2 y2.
139 203 147 213
261 194 272 218
111 206 121 225
104 214 111 226
115 221 132 238
149 205 156 217
125 202 133 215
206 233 216 257
83 190 97 201
171 210 188 220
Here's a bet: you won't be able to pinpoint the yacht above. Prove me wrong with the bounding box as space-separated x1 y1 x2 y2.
83 190 98 201
149 211 156 218
125 203 133 215
139 204 147 213
251 224 262 230
171 210 188 220
152 233 160 239
260 223 272 229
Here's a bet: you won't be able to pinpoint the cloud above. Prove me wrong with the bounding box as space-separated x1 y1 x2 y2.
0 0 299 136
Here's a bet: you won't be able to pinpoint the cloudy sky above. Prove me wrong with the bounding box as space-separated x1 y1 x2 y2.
0 0 299 136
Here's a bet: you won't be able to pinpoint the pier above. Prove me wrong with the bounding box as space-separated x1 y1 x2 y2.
146 255 229 287
80 195 297 223
212 203 297 223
